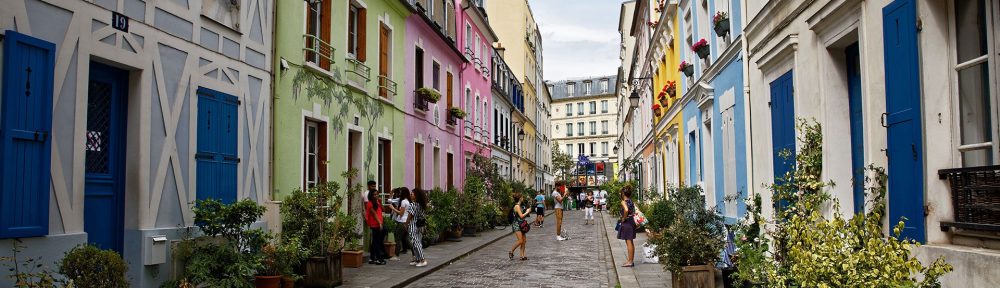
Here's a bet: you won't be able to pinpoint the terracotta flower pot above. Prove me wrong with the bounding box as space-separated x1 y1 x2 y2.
281 276 296 288
341 250 365 268
255 276 281 288
385 242 397 258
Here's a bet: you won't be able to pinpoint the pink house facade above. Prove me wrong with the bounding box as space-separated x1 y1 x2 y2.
457 0 495 169
403 0 466 190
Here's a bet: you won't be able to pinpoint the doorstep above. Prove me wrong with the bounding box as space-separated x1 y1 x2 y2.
342 210 555 288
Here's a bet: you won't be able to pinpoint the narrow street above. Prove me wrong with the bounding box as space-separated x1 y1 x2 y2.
407 209 618 287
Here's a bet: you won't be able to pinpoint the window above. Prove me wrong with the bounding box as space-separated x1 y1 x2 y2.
197 88 240 204
601 79 609 93
602 120 609 134
601 100 608 113
584 82 592 95
432 61 440 91
465 23 472 53
305 0 332 69
953 0 997 166
589 101 596 114
475 95 480 127
566 144 573 155
378 24 391 98
415 143 423 189
305 120 321 189
589 121 596 135
566 123 573 137
577 103 584 115
415 47 424 88
347 4 367 61
578 143 585 155
475 34 481 57
567 83 575 96
565 103 573 116
590 142 596 156
602 142 609 156
577 122 584 136
447 152 454 189
446 71 453 105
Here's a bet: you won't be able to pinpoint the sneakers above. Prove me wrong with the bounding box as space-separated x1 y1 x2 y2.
415 260 428 267
389 256 400 261
556 236 567 241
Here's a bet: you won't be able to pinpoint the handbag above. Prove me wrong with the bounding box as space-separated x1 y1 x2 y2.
519 220 531 233
615 220 621 231
415 207 427 227
634 210 648 227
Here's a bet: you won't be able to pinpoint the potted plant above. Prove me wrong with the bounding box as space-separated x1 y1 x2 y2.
678 61 694 77
382 215 398 258
449 107 467 119
178 199 269 288
713 12 730 36
259 237 308 288
415 87 441 103
58 244 129 288
666 81 677 98
280 181 353 288
650 186 724 288
692 39 710 59
657 87 669 106
652 103 662 117
341 239 364 268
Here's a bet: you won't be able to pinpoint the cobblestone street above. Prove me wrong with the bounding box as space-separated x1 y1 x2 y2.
407 209 618 287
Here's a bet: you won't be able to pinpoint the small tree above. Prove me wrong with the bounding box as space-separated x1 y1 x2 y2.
731 120 952 287
551 142 575 182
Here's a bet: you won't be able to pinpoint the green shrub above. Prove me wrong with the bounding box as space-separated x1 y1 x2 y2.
185 198 269 288
731 120 952 287
650 185 725 274
58 244 128 288
644 198 675 233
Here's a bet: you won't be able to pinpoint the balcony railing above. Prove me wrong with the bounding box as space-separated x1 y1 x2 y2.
345 57 371 82
378 75 397 98
303 34 335 69
413 92 429 112
939 165 1000 232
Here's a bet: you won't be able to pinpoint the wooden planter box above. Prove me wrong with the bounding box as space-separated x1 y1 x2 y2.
671 264 717 288
301 252 343 288
341 250 365 268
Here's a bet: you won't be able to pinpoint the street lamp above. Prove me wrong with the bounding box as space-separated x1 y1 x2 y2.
518 130 526 141
613 145 619 154
629 91 640 108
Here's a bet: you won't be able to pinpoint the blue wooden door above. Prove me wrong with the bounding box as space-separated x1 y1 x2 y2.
84 62 128 252
846 42 866 213
883 0 925 242
770 71 795 184
196 88 239 204
0 31 55 238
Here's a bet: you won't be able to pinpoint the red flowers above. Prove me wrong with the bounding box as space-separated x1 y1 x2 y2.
652 103 661 110
691 39 709 52
678 61 692 71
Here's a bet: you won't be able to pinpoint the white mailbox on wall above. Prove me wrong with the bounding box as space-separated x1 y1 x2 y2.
143 235 168 266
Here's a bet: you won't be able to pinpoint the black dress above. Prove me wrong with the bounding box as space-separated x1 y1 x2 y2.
617 199 636 240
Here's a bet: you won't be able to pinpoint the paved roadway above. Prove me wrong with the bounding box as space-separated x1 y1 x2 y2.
407 209 617 287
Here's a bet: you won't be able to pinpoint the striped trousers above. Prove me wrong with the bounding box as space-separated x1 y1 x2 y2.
408 223 425 261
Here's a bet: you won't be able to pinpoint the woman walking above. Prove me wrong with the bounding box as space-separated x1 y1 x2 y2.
509 192 532 261
584 191 595 225
364 190 387 265
406 189 429 267
617 186 637 267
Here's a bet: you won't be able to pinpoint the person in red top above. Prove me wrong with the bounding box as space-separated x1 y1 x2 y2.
365 188 388 265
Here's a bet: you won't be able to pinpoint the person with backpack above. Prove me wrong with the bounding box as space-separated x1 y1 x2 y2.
365 189 387 265
508 192 532 261
406 188 429 267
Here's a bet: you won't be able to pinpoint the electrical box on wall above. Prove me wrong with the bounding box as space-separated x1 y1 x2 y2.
143 235 168 265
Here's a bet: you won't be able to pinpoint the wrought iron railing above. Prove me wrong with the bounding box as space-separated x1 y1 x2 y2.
413 91 429 112
345 57 371 82
378 75 397 98
303 34 335 69
939 165 1000 232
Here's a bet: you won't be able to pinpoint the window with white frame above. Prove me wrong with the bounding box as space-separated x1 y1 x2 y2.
567 82 575 96
578 143 585 156
601 79 609 93
577 122 584 136
567 123 574 136
602 120 609 134
602 142 609 156
465 23 472 53
566 103 573 116
952 0 998 166
584 81 592 95
567 144 573 155
577 103 584 115
601 100 609 113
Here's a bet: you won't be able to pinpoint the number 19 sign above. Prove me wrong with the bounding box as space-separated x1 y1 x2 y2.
112 12 129 33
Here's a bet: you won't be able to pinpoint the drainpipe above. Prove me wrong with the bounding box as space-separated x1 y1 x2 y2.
268 1 279 203
741 2 755 201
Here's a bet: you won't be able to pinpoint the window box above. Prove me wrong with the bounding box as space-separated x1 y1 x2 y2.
416 87 441 103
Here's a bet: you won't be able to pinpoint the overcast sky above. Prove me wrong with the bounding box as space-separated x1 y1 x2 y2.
531 0 622 82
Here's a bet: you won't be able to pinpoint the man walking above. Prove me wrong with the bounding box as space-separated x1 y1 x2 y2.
552 181 568 241
533 190 546 227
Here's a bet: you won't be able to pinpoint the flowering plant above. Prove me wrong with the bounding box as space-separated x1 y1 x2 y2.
678 61 692 72
652 103 661 111
666 81 676 89
691 39 709 52
713 12 729 26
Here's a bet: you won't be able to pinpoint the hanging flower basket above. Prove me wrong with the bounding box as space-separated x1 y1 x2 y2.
652 103 662 117
666 81 677 98
692 39 710 59
448 107 466 119
713 12 730 36
679 61 694 77
416 87 441 103
658 90 669 106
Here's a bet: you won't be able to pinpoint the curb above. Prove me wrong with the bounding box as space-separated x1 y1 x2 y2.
388 210 556 288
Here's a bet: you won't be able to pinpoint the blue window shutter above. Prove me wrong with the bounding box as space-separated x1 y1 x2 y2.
0 31 55 238
770 71 795 194
196 88 239 204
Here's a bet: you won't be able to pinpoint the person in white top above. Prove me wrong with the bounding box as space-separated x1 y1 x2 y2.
600 189 609 211
551 181 568 241
386 187 411 260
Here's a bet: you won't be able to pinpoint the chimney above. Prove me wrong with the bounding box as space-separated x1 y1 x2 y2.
495 42 505 57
